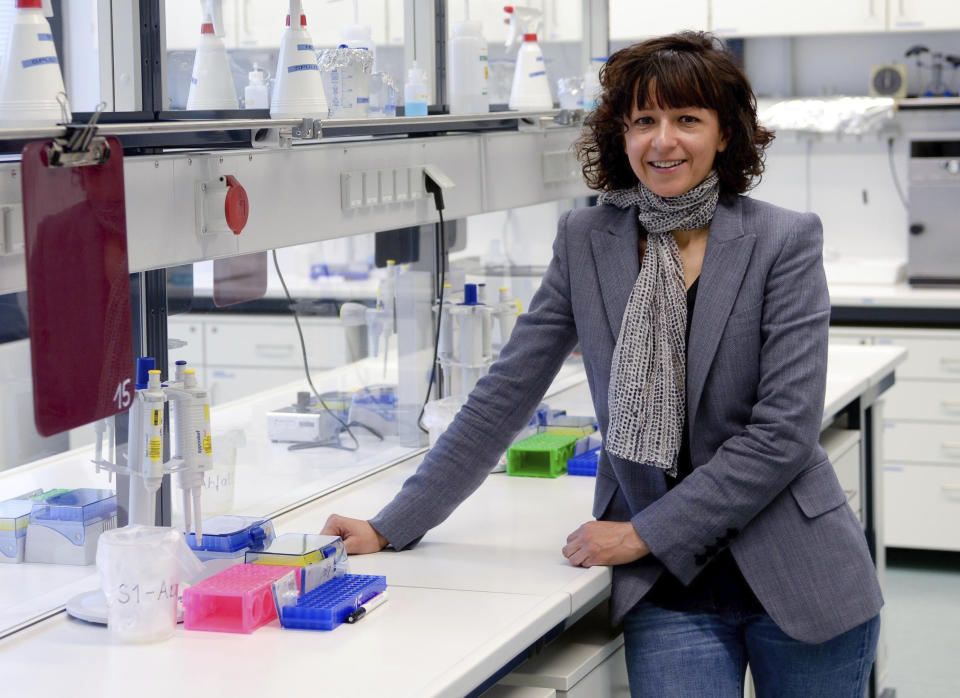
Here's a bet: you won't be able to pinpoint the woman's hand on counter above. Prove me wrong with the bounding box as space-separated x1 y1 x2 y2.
562 521 650 567
322 514 388 554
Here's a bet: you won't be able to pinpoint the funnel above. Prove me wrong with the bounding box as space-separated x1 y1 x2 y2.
0 0 71 126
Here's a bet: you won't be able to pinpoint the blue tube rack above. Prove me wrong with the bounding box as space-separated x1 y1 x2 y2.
567 447 601 477
281 574 387 631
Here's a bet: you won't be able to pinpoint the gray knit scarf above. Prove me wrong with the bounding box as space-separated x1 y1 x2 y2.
598 171 719 476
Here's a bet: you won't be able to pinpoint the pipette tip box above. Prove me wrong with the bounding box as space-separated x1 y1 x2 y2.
0 498 34 563
507 433 580 478
185 515 275 561
24 488 117 565
183 563 301 634
281 574 387 631
245 532 345 568
567 447 601 477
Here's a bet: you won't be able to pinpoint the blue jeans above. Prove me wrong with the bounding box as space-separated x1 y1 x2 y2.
622 602 880 698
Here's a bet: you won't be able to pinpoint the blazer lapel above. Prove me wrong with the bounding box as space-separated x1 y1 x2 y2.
590 207 640 343
687 198 756 434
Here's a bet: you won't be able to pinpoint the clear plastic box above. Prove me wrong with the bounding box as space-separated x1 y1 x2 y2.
245 533 345 568
0 498 34 563
26 488 118 564
185 515 275 559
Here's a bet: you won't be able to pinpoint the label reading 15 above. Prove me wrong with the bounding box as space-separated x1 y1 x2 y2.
113 378 132 410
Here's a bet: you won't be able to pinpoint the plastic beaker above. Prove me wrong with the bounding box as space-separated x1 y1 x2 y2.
96 525 203 643
319 47 373 118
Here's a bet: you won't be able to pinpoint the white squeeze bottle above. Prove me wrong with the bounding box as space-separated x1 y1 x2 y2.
404 61 429 116
244 63 269 109
448 0 489 114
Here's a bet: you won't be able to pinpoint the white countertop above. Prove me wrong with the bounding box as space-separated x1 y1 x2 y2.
0 344 906 697
829 282 960 309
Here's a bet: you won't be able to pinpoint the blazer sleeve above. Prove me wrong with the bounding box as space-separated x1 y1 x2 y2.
630 212 831 585
368 210 580 550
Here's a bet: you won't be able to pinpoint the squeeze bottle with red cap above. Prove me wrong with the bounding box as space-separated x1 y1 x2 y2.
504 5 552 111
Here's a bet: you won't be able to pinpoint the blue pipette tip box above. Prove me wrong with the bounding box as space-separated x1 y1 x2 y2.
567 446 601 477
25 489 118 565
281 574 387 631
0 498 34 563
28 488 116 524
185 515 275 555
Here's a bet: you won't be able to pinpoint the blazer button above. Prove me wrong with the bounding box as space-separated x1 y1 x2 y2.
703 544 718 557
694 554 707 566
726 528 739 539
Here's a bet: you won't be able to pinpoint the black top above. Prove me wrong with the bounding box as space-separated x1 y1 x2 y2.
642 276 764 614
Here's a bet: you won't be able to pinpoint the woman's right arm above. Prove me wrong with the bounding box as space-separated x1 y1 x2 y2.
322 209 581 552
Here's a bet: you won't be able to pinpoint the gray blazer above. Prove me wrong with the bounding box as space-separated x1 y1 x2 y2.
370 195 883 644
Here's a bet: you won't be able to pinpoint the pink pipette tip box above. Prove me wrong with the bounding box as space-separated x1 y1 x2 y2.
183 563 301 634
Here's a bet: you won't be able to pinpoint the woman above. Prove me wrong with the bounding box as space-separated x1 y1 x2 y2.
324 32 881 697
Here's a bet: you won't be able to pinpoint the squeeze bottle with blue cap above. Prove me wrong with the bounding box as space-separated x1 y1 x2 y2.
404 61 429 116
244 63 269 109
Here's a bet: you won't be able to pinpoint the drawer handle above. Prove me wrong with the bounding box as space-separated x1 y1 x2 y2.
942 399 960 411
942 442 960 452
942 484 960 494
942 358 960 372
255 344 295 356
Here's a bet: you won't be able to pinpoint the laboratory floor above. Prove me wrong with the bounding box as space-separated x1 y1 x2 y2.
883 549 960 697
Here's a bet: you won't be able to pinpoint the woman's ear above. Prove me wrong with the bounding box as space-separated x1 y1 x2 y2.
718 127 731 153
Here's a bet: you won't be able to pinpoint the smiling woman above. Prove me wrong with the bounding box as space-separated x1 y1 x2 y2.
576 33 774 198
322 31 882 698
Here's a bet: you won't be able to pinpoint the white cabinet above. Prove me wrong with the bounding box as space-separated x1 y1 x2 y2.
608 1 709 41
711 0 886 36
831 326 960 551
889 0 960 31
168 314 348 406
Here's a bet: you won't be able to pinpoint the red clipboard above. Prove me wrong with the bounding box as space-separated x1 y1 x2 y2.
21 136 134 436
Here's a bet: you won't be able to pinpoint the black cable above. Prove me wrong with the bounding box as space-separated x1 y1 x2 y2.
888 136 909 210
271 249 367 452
417 176 449 432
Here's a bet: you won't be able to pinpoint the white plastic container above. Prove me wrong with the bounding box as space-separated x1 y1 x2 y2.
186 20 239 110
0 0 71 126
509 37 552 111
97 526 204 643
404 61 429 116
340 23 376 68
243 63 269 109
270 2 328 119
422 395 466 447
448 18 489 115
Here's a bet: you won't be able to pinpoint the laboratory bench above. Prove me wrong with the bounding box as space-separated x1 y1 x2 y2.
828 282 960 553
0 344 905 698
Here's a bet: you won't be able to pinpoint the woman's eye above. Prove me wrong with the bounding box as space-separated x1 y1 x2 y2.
680 115 699 124
633 117 653 126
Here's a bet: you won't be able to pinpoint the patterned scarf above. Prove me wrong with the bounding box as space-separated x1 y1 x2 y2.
598 171 719 476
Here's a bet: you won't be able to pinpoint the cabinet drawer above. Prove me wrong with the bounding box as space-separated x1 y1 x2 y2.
882 380 960 422
204 319 346 369
820 427 861 523
884 421 960 464
883 463 960 551
873 334 960 380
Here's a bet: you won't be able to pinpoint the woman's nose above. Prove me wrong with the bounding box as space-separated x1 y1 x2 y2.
652 123 678 150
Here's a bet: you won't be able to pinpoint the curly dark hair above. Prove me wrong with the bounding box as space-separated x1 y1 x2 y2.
576 32 774 198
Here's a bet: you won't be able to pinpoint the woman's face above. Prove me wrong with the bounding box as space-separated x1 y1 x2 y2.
623 93 728 199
